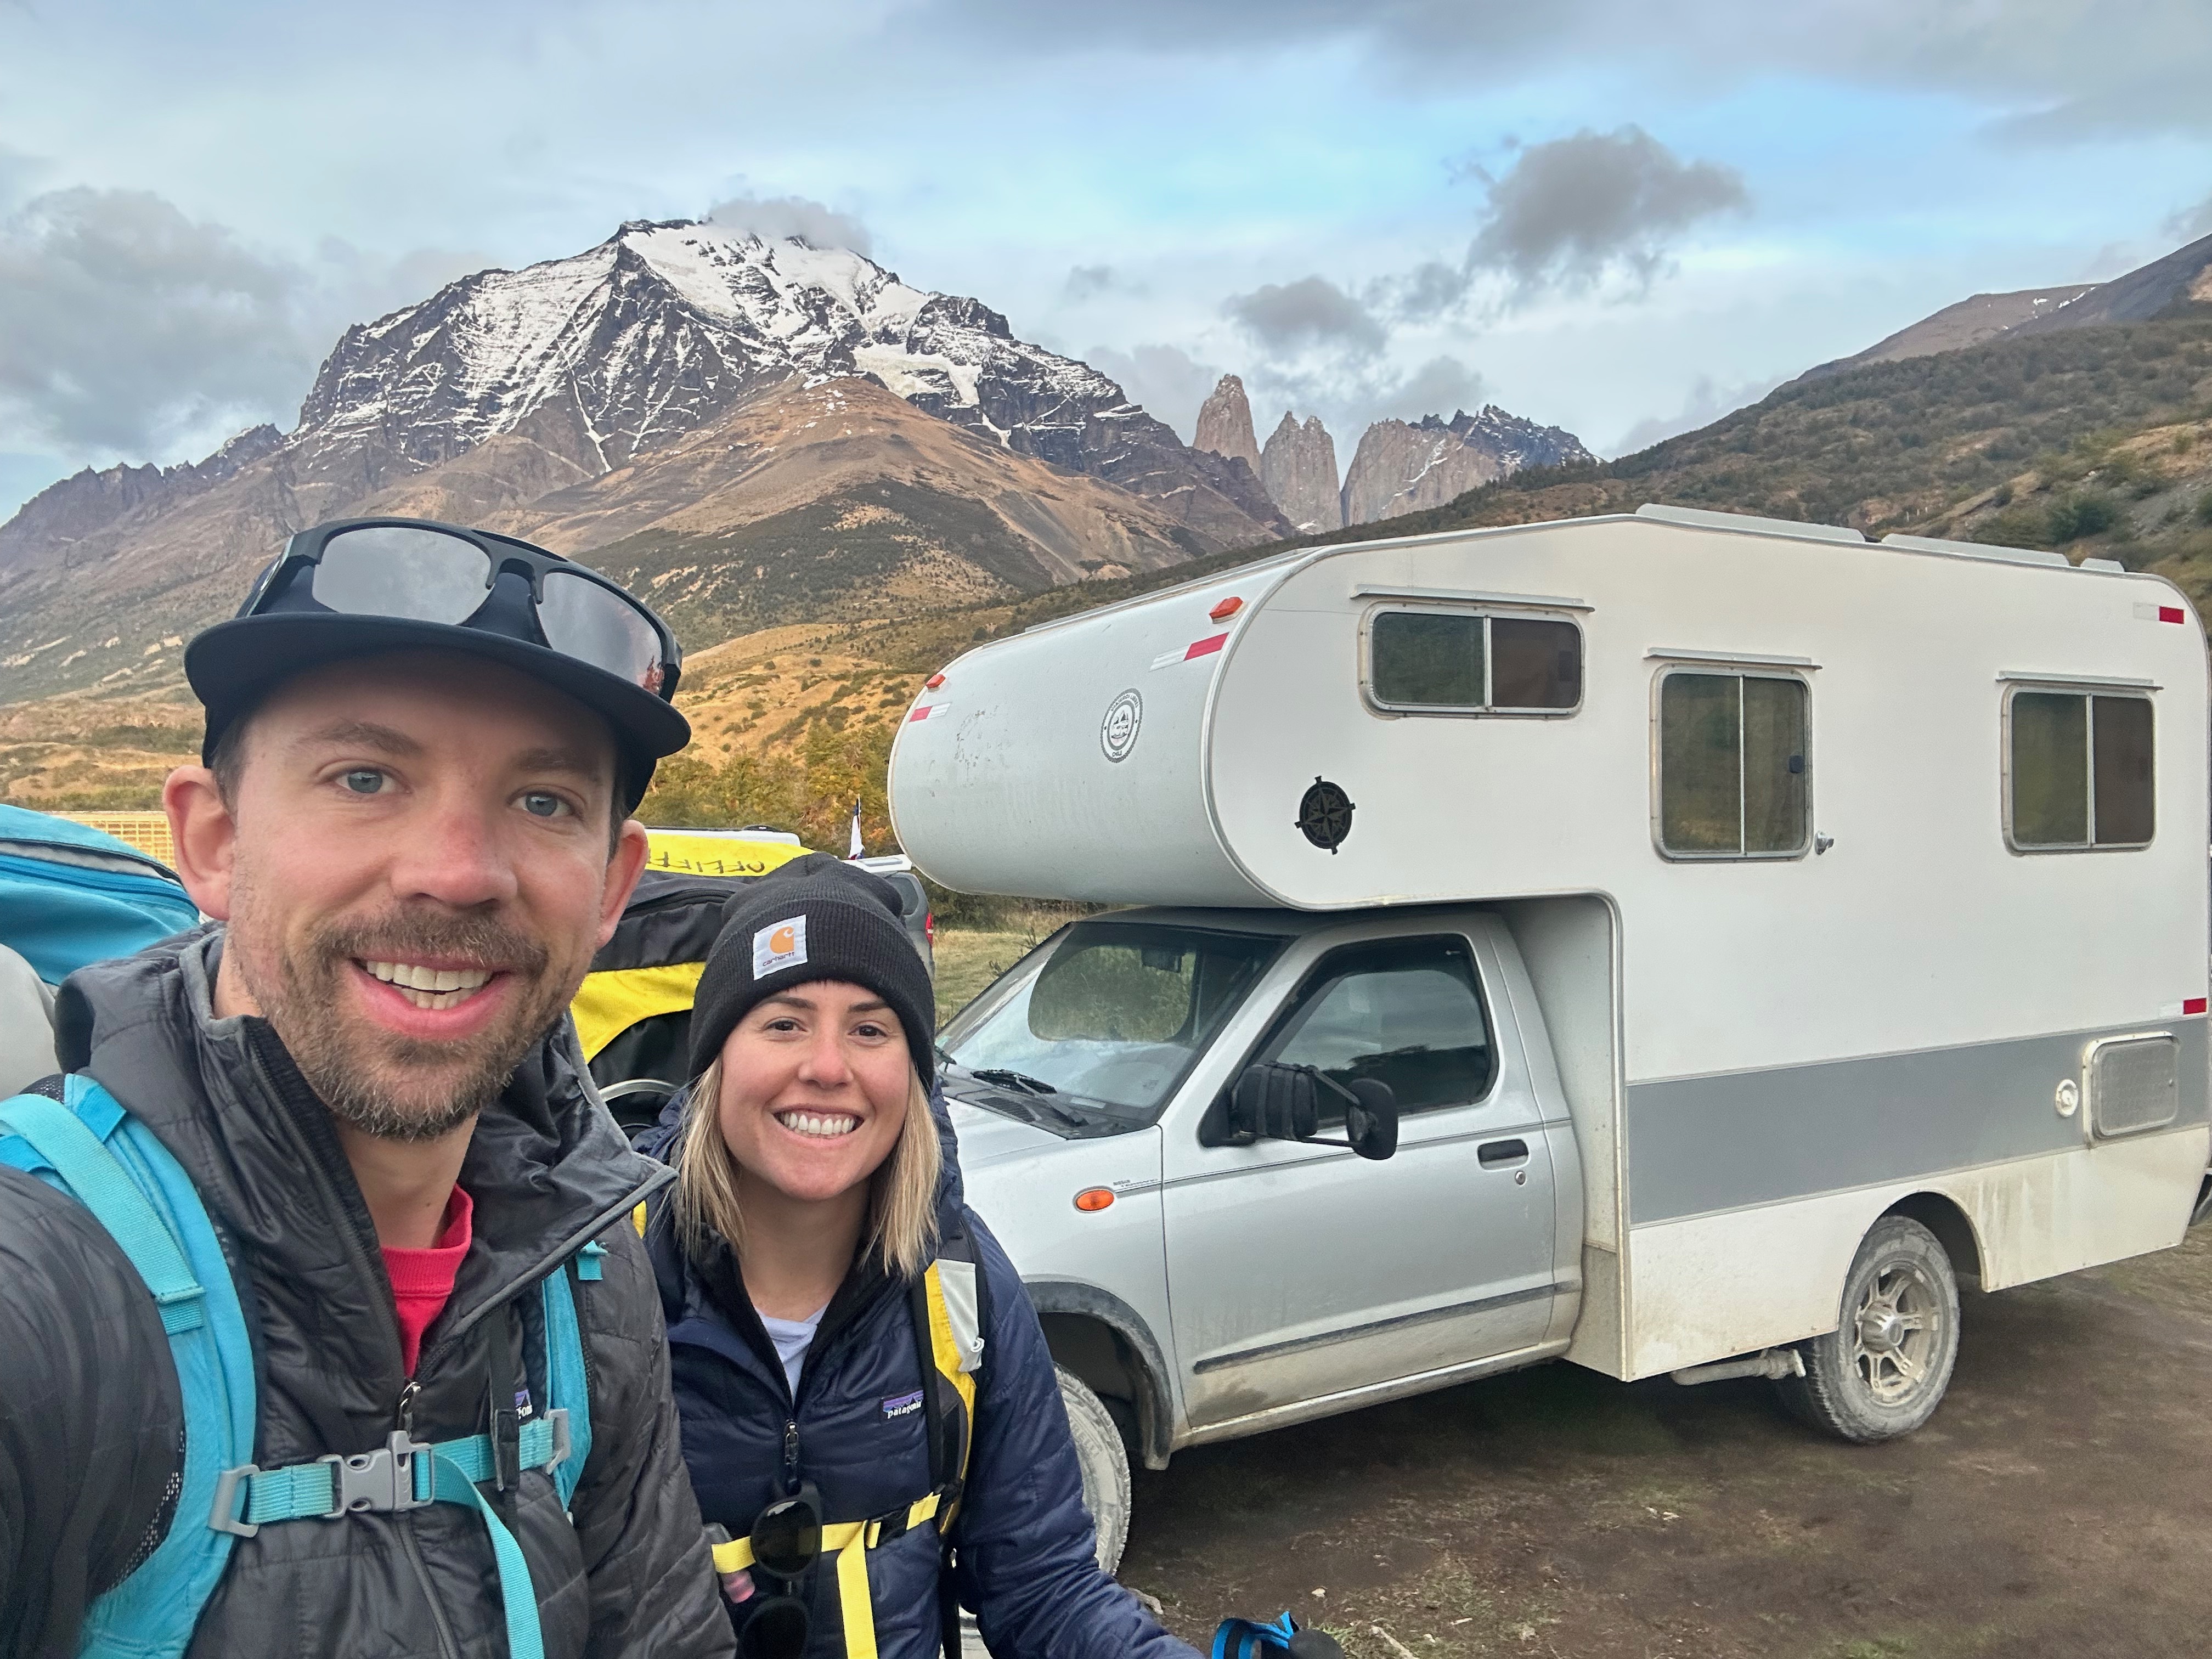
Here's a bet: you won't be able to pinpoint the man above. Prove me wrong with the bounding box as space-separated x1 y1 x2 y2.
0 518 734 1657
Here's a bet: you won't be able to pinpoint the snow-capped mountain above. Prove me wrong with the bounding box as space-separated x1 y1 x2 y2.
289 219 1280 534
0 221 1290 702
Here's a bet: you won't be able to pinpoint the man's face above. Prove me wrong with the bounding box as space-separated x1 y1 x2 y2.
167 650 650 1141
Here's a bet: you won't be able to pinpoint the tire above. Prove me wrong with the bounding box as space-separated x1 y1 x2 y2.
1056 1364 1132 1573
1776 1215 1961 1443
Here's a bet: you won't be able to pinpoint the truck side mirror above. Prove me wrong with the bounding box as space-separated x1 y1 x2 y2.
1229 1063 1398 1161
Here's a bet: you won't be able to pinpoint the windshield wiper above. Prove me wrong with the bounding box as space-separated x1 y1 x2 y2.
968 1068 1060 1097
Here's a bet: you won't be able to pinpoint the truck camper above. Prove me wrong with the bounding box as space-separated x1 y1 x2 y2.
888 503 2210 1558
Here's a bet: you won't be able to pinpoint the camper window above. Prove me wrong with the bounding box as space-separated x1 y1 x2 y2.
2005 687 2154 851
1656 670 1810 859
1257 938 1495 1121
1367 608 1581 715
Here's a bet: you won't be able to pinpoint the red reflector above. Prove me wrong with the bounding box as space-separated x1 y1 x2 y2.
926 672 946 689
2186 997 2207 1016
1074 1188 1115 1212
1186 633 1228 661
924 912 935 945
906 705 933 723
1209 596 1243 622
2159 606 2185 624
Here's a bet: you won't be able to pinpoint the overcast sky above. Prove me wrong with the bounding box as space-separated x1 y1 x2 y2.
2 0 2209 520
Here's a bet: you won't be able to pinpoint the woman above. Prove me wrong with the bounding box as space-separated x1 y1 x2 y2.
639 854 1198 1659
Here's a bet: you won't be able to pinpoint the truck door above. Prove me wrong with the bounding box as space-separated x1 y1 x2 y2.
1163 929 1563 1430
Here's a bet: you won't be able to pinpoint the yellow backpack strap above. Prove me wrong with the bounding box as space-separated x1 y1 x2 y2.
918 1250 986 1530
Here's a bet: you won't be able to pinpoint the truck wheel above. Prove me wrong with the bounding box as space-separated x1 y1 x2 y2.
1057 1364 1131 1572
1776 1215 1960 1443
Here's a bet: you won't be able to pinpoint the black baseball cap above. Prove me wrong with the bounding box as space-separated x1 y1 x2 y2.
185 517 690 809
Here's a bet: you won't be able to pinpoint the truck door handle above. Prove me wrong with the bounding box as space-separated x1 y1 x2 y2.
1477 1138 1529 1168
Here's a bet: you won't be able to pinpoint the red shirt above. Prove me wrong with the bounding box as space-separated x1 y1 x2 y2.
382 1186 473 1376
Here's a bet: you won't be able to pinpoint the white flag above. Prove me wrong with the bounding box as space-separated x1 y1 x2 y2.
847 798 864 859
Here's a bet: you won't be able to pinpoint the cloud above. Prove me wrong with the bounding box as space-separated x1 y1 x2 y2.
2164 191 2212 244
1612 371 1781 455
0 187 317 456
1064 263 1147 302
1085 342 1223 438
1224 275 1387 357
1375 355 1488 422
1464 126 1747 299
707 191 873 255
913 0 2212 138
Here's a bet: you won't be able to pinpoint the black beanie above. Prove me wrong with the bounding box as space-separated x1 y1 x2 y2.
687 853 935 1086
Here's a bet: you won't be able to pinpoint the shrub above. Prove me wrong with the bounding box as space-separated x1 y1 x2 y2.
2048 490 2120 543
2199 490 2212 527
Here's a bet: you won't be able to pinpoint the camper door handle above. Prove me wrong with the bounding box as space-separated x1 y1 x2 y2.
1477 1139 1529 1168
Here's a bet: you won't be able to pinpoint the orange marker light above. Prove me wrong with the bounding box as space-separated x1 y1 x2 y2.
1209 596 1243 622
926 672 946 690
1074 1188 1115 1212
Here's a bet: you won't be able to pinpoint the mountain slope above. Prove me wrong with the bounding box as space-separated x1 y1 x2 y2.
1799 286 2095 379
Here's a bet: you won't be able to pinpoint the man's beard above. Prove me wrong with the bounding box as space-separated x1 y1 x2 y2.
244 907 566 1143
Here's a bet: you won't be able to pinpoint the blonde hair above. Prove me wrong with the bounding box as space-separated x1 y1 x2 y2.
674 1056 943 1279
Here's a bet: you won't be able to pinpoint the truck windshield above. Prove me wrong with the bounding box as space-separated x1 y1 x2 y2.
939 921 1284 1127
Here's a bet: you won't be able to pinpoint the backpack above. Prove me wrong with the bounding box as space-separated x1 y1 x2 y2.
0 804 200 985
0 1074 603 1659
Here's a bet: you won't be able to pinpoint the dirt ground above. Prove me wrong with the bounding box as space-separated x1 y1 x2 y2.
1115 1228 2212 1659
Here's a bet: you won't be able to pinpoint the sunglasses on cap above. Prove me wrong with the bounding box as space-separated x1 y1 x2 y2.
239 519 681 699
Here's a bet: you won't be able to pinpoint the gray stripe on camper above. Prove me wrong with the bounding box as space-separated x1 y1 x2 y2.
1625 1020 2209 1226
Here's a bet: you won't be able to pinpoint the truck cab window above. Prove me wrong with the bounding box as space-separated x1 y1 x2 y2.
1261 939 1494 1118
2008 688 2154 850
1368 610 1580 714
1657 670 1809 858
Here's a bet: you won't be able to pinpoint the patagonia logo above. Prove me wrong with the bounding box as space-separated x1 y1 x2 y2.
515 1388 534 1419
753 915 808 979
881 1389 924 1420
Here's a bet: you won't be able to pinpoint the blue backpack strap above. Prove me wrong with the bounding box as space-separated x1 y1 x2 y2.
213 1236 605 1659
1212 1615 1302 1659
540 1249 596 1511
0 1075 257 1659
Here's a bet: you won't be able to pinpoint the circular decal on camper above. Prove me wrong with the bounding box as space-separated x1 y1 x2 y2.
1100 690 1143 763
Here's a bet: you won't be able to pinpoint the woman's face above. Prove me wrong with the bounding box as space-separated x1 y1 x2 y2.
715 979 912 1205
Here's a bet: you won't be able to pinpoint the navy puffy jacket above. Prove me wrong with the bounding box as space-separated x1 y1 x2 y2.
638 1099 1198 1659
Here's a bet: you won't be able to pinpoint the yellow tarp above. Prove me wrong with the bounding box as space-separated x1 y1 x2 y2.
571 829 811 1060
572 961 707 1061
640 830 811 879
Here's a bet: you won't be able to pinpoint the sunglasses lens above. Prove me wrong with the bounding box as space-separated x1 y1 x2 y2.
749 1497 820 1580
539 567 666 692
313 526 492 623
739 1596 810 1659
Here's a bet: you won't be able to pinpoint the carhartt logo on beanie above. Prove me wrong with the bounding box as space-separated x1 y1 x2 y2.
753 917 808 977
689 853 935 1085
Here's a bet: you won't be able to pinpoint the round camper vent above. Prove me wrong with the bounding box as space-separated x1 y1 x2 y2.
1296 777 1356 854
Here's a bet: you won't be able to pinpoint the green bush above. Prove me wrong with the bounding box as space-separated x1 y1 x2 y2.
2049 490 2120 542
2198 490 2212 527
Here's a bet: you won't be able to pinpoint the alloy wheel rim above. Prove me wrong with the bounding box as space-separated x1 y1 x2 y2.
1849 1259 1942 1406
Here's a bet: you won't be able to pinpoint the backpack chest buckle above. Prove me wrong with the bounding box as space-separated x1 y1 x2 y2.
317 1431 431 1518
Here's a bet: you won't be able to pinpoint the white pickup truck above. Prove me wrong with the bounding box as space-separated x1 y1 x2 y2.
899 505 2212 1566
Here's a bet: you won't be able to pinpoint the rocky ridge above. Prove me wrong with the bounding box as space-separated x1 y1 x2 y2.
1194 374 1262 476
1260 413 1342 533
1341 407 1595 526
